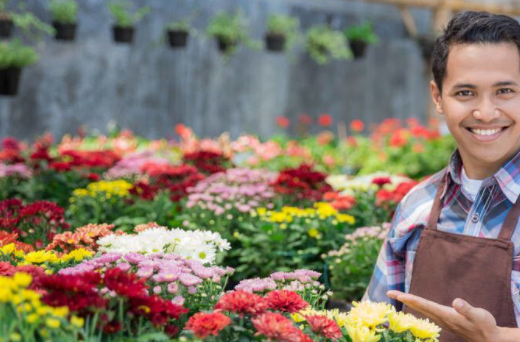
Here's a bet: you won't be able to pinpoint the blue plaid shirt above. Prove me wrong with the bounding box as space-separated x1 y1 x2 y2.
365 149 520 325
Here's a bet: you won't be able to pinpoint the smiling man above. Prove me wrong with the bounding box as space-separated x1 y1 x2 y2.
365 11 520 342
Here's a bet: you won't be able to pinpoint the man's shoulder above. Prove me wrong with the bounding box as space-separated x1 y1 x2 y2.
392 168 446 236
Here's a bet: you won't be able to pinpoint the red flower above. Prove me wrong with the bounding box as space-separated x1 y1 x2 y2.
30 147 53 163
350 119 365 132
252 313 303 342
318 114 333 127
0 262 15 276
215 290 268 316
298 114 313 125
87 173 101 181
389 129 410 147
276 117 290 128
265 290 308 313
104 268 149 298
186 312 231 339
372 177 391 186
2 137 21 151
305 315 342 340
102 320 122 334
272 164 332 203
49 161 72 172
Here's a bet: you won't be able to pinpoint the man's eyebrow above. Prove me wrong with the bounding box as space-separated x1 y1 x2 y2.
451 83 477 90
493 81 519 87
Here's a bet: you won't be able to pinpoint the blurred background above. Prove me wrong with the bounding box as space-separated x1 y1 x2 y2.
0 0 518 140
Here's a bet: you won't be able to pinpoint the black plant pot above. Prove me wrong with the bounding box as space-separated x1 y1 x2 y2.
349 40 367 59
265 33 286 52
112 26 134 43
217 38 237 53
167 30 189 48
53 22 77 41
0 17 13 38
417 35 436 62
0 68 22 96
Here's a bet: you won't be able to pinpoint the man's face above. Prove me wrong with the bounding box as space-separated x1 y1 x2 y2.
431 42 520 177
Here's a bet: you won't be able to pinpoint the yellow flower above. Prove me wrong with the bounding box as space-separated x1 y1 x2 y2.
23 251 58 265
46 317 61 329
346 325 381 342
13 272 32 288
51 306 69 318
0 288 13 302
56 248 93 263
26 313 39 324
308 228 321 239
71 315 84 328
409 317 441 341
347 301 393 328
387 311 414 333
9 333 21 342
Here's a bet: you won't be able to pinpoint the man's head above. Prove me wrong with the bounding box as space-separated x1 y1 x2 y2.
430 11 520 179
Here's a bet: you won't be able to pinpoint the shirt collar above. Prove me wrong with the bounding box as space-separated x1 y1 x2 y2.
446 148 520 204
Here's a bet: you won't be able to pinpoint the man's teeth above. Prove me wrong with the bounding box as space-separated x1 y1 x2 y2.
470 128 503 136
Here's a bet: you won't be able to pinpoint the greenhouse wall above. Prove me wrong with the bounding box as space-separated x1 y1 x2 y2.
0 0 437 140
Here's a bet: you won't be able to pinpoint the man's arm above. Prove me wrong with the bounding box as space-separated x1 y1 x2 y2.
387 291 520 342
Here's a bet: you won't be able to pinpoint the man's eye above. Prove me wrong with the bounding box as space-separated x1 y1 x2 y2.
456 90 474 96
497 88 514 94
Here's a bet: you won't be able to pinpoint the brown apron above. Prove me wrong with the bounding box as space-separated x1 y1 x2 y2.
404 174 519 341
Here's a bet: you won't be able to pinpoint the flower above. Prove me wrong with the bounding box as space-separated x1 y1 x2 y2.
346 325 381 342
186 312 231 338
215 291 268 316
252 312 305 342
350 119 365 132
318 114 333 127
409 317 441 341
276 117 290 128
346 301 393 328
305 314 342 340
265 290 309 313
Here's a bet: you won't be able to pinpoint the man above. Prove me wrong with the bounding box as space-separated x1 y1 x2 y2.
365 11 520 341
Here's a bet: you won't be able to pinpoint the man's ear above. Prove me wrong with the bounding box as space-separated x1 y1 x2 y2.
430 80 444 115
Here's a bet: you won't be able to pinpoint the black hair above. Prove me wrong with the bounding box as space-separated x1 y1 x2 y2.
432 11 520 94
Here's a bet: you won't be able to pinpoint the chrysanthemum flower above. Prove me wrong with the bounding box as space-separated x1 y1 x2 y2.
215 290 268 316
265 290 309 313
186 312 231 338
252 313 303 342
305 314 343 340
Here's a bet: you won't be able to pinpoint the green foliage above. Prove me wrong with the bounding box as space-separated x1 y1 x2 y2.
49 0 78 24
0 0 10 14
0 39 38 69
12 11 55 40
306 25 352 65
167 19 190 32
206 11 259 56
108 1 150 28
266 14 300 50
345 22 378 44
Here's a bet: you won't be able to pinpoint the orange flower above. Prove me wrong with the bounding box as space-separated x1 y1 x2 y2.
276 117 290 128
186 312 231 339
318 114 333 127
350 119 365 132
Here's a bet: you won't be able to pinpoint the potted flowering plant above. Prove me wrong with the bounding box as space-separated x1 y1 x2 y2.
0 0 12 38
108 0 150 44
206 11 257 56
166 19 190 48
265 14 300 52
306 24 352 65
49 0 78 41
345 21 378 59
0 40 38 96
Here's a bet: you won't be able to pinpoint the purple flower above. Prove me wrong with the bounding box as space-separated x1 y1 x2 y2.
172 296 185 306
167 282 179 294
179 274 202 287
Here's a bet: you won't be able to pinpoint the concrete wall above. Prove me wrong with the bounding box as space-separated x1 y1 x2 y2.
0 0 435 140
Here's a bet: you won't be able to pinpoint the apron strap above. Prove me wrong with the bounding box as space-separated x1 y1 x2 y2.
426 173 447 230
498 192 520 241
426 169 520 241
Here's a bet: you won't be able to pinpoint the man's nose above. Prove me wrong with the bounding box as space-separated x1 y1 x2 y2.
472 96 499 122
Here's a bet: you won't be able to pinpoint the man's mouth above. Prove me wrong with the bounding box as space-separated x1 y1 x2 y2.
465 125 511 141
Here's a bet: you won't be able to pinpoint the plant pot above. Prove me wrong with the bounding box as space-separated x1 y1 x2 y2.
349 40 367 59
112 26 134 44
167 30 189 48
0 67 22 96
0 17 13 38
216 38 237 53
417 35 436 62
53 22 77 41
265 33 286 52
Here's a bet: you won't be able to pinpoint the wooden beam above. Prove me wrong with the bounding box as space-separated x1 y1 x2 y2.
398 6 419 37
353 0 520 17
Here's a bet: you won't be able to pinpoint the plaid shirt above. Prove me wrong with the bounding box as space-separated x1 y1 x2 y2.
365 149 520 325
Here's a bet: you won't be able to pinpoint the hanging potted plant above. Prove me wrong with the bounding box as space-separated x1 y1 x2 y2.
345 22 378 59
306 25 352 65
0 0 13 38
0 39 38 96
108 1 150 44
265 14 300 53
207 11 257 56
166 19 190 48
49 0 78 41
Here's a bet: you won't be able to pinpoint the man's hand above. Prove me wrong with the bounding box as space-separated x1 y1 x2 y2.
386 290 500 342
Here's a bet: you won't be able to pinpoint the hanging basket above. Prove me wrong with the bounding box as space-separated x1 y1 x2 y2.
0 68 22 96
53 22 77 41
112 26 134 44
349 40 367 59
265 33 286 52
167 30 189 48
216 38 237 53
